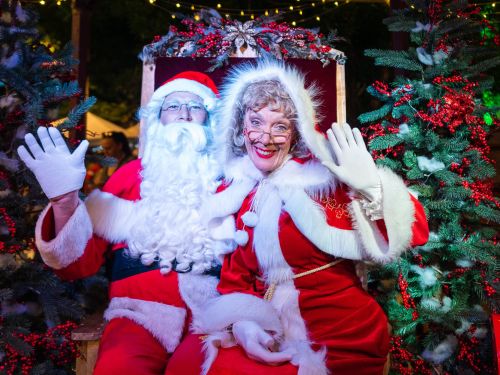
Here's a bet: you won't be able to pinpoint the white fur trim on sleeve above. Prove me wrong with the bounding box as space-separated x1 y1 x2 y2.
85 190 137 243
104 297 187 353
350 167 415 263
177 273 220 332
282 188 364 260
35 201 92 270
196 293 282 335
201 331 237 375
271 281 328 375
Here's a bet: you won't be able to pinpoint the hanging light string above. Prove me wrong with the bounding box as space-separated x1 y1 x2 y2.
146 0 348 24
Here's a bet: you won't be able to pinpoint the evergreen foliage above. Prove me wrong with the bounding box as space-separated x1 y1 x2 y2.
0 1 97 373
360 0 499 373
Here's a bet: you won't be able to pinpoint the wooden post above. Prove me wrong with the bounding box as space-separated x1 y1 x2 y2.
72 314 105 375
71 0 92 140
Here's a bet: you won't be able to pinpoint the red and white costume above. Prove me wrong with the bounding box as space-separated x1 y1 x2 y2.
167 61 430 375
34 72 223 375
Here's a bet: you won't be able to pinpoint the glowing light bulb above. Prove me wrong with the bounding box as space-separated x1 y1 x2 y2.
316 16 320 21
40 0 45 4
312 2 316 6
275 8 279 13
251 14 255 19
217 3 221 8
290 5 294 10
240 10 244 15
191 5 194 10
265 10 269 16
299 10 303 14
176 3 181 8
335 1 338 5
292 21 296 26
171 14 176 18
194 15 200 20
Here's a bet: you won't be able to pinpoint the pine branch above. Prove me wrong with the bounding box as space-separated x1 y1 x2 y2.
365 49 423 72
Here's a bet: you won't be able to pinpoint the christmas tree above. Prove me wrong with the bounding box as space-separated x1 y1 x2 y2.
359 0 499 373
0 1 96 373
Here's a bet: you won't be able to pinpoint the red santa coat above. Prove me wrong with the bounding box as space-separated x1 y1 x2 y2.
35 159 219 353
191 156 429 375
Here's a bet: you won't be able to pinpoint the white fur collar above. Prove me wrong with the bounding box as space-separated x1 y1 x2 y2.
224 156 336 200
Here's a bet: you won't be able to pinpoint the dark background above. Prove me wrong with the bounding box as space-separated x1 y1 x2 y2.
33 0 392 127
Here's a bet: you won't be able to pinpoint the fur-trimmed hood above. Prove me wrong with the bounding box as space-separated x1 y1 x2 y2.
214 59 335 169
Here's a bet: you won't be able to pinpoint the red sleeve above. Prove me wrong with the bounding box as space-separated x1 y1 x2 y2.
408 194 429 246
374 194 429 246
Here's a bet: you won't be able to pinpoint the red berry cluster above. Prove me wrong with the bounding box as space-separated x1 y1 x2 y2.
418 87 476 133
0 207 16 237
428 0 444 25
435 34 450 53
398 272 419 320
480 270 496 298
192 31 225 58
450 157 471 176
394 93 413 107
372 81 391 96
462 180 499 208
413 254 424 267
446 267 470 279
456 334 484 373
0 321 80 375
390 336 433 375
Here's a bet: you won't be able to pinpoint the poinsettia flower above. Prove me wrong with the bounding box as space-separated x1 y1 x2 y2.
223 20 258 49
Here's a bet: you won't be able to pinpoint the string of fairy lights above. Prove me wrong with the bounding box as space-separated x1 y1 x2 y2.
29 0 500 20
147 0 347 24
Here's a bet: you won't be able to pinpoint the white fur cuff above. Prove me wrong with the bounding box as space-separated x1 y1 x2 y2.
85 190 137 243
196 293 282 335
35 201 92 270
350 166 415 263
104 297 187 353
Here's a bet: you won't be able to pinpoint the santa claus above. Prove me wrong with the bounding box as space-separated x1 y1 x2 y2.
17 71 226 375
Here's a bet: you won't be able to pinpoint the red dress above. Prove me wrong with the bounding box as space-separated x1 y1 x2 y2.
167 157 429 375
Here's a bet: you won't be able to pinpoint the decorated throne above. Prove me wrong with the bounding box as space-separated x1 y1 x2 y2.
72 10 348 375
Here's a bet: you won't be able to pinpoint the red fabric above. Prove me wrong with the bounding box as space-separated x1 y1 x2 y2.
213 183 428 374
109 270 185 308
94 318 170 375
162 71 219 96
166 334 298 375
216 190 390 374
409 194 429 246
38 159 190 371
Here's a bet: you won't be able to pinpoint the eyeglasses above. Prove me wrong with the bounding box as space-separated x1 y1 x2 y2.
160 100 206 114
243 128 292 145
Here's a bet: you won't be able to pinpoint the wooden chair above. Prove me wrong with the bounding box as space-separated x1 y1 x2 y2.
72 313 105 375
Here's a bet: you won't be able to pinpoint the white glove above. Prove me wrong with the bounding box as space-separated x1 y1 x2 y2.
232 320 293 365
17 127 88 199
323 123 381 202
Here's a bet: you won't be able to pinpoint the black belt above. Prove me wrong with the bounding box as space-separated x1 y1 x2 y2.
108 248 221 281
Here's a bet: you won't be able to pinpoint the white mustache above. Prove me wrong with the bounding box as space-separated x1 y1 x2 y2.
143 120 211 166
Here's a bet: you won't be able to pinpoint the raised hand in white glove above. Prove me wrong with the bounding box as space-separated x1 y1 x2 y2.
323 123 381 202
17 127 88 199
232 320 293 365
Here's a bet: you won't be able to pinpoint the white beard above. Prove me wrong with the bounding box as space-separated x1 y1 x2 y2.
126 119 220 274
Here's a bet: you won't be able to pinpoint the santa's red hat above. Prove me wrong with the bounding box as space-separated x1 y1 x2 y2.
150 71 219 111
